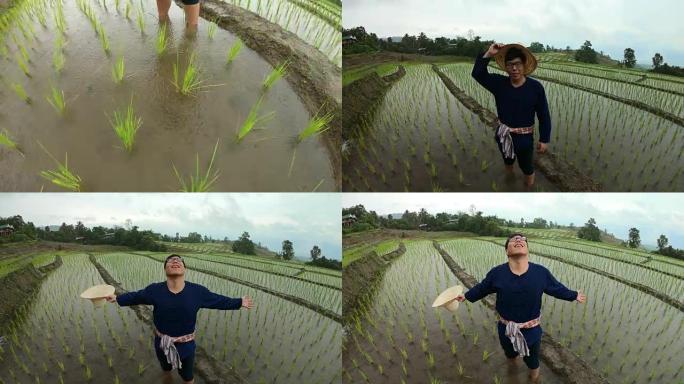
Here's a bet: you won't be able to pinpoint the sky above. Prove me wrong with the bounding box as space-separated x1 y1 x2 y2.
342 193 684 248
343 0 684 66
0 193 342 260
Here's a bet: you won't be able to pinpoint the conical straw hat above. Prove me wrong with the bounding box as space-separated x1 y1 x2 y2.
494 43 538 75
432 285 464 312
80 284 115 307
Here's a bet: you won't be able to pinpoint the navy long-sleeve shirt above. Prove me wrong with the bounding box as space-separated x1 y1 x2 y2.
464 262 577 346
117 281 242 359
472 52 552 148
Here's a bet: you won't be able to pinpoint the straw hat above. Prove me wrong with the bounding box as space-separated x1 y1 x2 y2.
494 44 538 75
432 285 464 312
80 284 115 307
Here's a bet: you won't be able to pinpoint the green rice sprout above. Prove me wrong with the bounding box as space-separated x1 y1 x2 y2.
37 142 82 192
0 129 24 156
112 56 125 84
136 9 145 34
237 97 274 142
172 139 221 192
156 24 167 55
298 108 334 142
172 52 203 95
109 98 142 152
98 24 110 54
226 39 242 64
16 54 31 77
262 60 289 90
53 50 65 73
208 19 217 39
125 0 132 19
46 86 66 115
11 83 31 104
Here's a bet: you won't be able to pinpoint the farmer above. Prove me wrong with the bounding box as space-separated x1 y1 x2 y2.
449 233 586 382
156 0 199 30
472 43 551 188
105 254 254 384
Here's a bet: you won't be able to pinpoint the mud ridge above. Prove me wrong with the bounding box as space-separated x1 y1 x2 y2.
180 0 342 189
181 253 340 290
131 252 342 323
432 64 602 192
476 238 684 311
432 241 611 384
0 255 62 333
342 65 406 142
342 242 406 323
88 254 247 384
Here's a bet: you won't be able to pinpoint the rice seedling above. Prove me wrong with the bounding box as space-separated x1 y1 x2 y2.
0 129 24 156
11 83 31 104
156 24 168 55
262 60 289 90
236 97 274 142
112 56 125 84
37 142 82 192
125 0 132 19
53 49 65 73
108 98 142 152
172 52 203 95
16 54 31 77
172 139 220 192
136 9 145 34
297 108 334 143
97 23 110 54
226 38 243 65
46 86 66 115
208 19 218 39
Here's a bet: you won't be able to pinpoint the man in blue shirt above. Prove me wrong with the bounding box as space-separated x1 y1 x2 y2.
472 43 552 189
451 234 586 382
105 254 254 384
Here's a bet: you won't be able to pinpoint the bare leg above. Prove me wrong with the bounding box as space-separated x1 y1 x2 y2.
505 164 514 173
525 172 535 189
529 367 540 382
161 371 173 384
157 0 172 22
184 3 200 30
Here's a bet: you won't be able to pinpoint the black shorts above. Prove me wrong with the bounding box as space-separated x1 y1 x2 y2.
181 0 199 5
498 329 541 369
155 345 195 381
494 132 535 175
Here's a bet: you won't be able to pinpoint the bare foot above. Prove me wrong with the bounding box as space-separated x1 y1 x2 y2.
529 368 540 383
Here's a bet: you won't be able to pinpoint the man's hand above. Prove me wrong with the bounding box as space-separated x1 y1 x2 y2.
241 296 254 309
484 43 505 58
576 290 586 304
448 295 466 304
105 294 117 303
537 142 548 154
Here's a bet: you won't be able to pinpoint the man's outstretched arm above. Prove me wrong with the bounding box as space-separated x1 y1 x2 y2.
463 270 496 303
544 269 583 302
200 286 253 310
107 285 153 306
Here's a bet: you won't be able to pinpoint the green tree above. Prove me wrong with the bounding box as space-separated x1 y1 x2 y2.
310 245 321 261
628 228 641 248
652 53 663 68
281 240 294 260
577 218 601 242
575 40 598 64
657 234 668 251
528 42 545 53
232 232 256 255
623 48 636 68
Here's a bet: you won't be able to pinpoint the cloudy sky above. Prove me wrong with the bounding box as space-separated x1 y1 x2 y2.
0 194 342 260
344 0 684 66
342 193 684 248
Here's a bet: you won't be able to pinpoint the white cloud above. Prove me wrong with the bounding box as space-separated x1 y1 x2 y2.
342 193 684 248
0 193 342 260
343 0 684 65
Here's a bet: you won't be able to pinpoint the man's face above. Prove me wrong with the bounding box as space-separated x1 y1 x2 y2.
165 256 185 277
506 235 528 257
505 58 524 80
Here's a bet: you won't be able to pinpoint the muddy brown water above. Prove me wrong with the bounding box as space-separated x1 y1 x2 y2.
0 1 334 191
343 241 566 384
343 65 559 192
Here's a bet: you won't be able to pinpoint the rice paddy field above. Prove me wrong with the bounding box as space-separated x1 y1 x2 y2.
342 55 684 192
343 235 684 384
0 0 337 191
0 250 342 384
